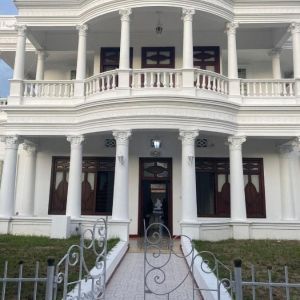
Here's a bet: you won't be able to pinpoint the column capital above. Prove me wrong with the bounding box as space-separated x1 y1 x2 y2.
36 50 48 58
0 135 19 150
67 135 84 146
179 130 199 145
15 25 27 36
182 8 195 22
119 8 132 22
228 135 246 150
23 141 37 154
76 24 88 35
225 22 239 35
278 137 300 155
113 130 132 144
289 22 300 34
269 48 282 57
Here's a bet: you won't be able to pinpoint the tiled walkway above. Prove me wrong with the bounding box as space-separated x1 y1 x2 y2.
105 240 202 300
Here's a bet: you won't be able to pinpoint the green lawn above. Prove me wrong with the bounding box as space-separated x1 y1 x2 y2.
194 239 300 300
0 234 119 299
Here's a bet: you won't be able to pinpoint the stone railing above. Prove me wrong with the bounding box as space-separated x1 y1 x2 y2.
23 80 74 98
240 79 295 97
195 69 229 94
7 71 298 104
131 69 182 88
85 70 118 96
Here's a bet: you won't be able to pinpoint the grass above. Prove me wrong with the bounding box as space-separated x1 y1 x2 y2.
194 239 300 300
0 234 119 299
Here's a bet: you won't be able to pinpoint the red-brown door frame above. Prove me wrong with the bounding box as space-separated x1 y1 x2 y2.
138 157 173 236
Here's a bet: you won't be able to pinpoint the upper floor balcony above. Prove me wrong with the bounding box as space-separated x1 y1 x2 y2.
1 6 300 107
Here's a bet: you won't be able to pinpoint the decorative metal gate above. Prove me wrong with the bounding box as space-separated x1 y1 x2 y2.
143 221 200 299
0 218 108 300
143 221 232 300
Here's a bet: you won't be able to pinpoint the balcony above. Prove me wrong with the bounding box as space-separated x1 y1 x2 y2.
4 68 296 107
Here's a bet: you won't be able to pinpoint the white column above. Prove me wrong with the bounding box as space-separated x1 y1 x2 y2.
279 142 299 220
179 130 199 222
289 23 300 78
228 136 247 221
119 9 131 70
226 23 240 97
112 130 132 221
182 8 195 69
269 48 282 79
118 9 132 88
0 136 19 218
226 23 239 79
76 25 88 80
20 142 37 216
66 135 84 218
13 25 27 80
36 50 46 81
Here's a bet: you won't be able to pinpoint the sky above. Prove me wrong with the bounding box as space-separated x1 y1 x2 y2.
0 0 17 97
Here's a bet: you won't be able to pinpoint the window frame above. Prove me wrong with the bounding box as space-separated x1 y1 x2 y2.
100 47 133 72
141 47 175 69
48 157 115 216
195 157 266 218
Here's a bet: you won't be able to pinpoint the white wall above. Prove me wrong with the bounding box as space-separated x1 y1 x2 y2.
25 133 293 237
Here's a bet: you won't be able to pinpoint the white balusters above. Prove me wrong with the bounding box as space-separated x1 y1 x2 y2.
23 81 74 98
240 79 295 97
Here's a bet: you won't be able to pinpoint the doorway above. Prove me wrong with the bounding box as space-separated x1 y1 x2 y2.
138 158 172 236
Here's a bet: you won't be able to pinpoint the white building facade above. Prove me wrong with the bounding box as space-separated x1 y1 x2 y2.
0 0 300 241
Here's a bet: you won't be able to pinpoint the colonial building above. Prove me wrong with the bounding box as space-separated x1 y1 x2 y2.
0 0 300 241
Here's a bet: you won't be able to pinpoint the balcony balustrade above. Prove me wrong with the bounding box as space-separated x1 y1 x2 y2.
240 79 295 97
23 80 74 98
3 68 297 105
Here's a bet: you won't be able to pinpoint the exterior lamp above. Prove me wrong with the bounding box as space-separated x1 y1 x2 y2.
151 138 161 149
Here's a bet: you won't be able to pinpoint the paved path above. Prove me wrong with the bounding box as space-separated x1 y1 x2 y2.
106 242 202 300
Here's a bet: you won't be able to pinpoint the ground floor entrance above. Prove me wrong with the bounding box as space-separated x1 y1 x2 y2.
138 158 173 236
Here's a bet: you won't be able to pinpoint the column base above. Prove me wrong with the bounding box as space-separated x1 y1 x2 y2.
50 215 71 239
180 221 200 240
109 220 130 241
232 222 250 239
0 218 11 234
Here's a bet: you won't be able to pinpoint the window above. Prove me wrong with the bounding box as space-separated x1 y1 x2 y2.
49 157 115 215
196 158 266 218
142 47 175 68
193 47 220 73
100 47 133 72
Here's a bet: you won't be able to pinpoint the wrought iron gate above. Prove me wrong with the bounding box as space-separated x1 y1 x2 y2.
0 217 108 300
